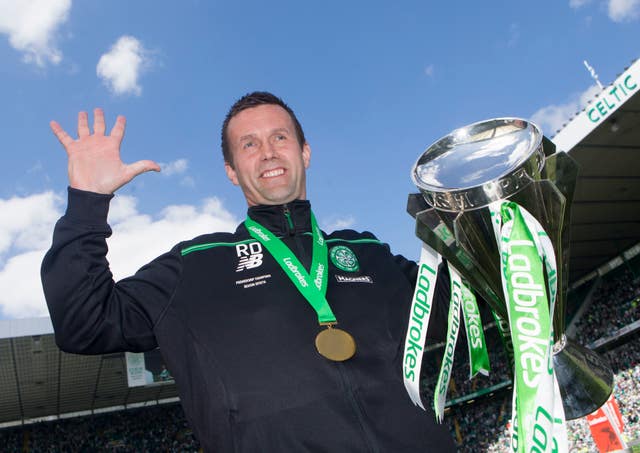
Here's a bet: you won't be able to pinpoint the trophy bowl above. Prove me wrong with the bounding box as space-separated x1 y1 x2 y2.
408 118 613 420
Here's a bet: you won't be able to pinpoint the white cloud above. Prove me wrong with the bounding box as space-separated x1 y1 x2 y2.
0 192 63 319
322 216 356 232
569 0 592 8
529 84 601 136
159 159 189 176
0 192 62 257
0 0 71 66
507 23 520 48
96 36 151 96
0 250 49 318
570 0 640 21
108 195 139 224
0 192 238 319
27 160 45 175
159 159 194 187
106 197 237 280
608 0 640 21
424 64 435 77
180 176 196 188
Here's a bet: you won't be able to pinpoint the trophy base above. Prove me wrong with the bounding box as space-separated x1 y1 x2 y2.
552 336 614 420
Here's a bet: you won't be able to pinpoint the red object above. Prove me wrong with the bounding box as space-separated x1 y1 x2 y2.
586 393 626 452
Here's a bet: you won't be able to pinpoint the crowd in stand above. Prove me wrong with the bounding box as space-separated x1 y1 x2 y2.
548 339 639 451
0 404 200 452
446 261 640 451
420 318 513 398
573 267 640 345
448 327 512 397
447 338 640 451
1 266 638 451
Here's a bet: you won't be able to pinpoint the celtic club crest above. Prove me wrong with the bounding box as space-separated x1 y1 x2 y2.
330 245 359 272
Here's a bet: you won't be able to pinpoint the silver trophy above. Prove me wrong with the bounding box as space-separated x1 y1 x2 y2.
407 118 613 419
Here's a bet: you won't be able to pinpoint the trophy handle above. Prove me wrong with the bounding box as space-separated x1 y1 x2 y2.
542 152 580 338
409 197 507 318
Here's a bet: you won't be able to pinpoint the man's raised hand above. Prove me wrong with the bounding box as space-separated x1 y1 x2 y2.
50 108 160 194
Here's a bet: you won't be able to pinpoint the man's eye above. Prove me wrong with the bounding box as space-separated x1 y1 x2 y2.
275 134 286 141
243 141 254 149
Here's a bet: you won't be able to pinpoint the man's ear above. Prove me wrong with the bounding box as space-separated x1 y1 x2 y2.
302 143 311 169
224 162 239 186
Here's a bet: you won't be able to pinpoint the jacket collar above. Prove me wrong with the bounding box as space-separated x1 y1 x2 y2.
238 199 312 236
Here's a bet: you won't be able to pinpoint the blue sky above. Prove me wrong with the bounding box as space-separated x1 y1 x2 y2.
0 0 638 319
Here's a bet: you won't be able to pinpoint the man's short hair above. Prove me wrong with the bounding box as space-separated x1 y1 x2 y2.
221 91 306 166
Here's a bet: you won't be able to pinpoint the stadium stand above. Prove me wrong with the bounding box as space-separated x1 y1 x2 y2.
572 264 640 345
0 403 200 452
445 335 639 451
444 262 640 451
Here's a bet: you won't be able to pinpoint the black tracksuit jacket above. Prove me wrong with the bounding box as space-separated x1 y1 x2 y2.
41 188 456 452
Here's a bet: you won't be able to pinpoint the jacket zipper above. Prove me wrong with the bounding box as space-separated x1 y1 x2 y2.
282 204 311 270
337 363 380 453
283 205 295 235
284 204 378 451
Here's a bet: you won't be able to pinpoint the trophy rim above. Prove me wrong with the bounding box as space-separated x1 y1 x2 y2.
411 117 545 211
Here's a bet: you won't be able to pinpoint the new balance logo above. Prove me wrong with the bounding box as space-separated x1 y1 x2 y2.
236 242 264 272
236 254 263 271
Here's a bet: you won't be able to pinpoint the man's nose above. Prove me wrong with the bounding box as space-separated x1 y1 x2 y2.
260 141 277 159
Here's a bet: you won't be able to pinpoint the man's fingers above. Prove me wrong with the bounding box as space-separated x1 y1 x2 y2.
78 111 90 137
93 108 106 135
126 160 161 179
110 115 126 142
50 121 74 150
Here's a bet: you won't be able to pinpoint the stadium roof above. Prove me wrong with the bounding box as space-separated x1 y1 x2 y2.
552 58 640 286
0 318 179 427
0 58 639 428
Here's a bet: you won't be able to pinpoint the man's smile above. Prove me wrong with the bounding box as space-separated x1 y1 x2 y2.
261 168 286 178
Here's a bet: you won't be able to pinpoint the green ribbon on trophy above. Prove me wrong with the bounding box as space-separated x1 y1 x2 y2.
433 264 492 421
433 264 463 421
460 280 491 379
403 247 491 418
402 243 441 410
491 308 515 379
489 200 567 453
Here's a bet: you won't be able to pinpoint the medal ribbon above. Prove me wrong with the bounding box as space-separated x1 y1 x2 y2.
489 200 567 453
245 211 335 324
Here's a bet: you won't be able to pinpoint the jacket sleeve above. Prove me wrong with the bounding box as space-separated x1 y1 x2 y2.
41 188 183 355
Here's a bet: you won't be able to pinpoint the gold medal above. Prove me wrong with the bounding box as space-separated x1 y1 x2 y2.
315 325 356 361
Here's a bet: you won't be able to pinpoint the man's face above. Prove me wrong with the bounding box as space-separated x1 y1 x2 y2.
225 104 311 207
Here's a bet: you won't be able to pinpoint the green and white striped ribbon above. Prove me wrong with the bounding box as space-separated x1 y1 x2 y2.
433 263 463 421
403 244 490 418
402 243 441 410
491 308 515 379
460 280 490 379
489 200 568 453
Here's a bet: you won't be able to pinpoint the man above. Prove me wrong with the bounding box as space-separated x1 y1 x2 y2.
42 92 456 451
